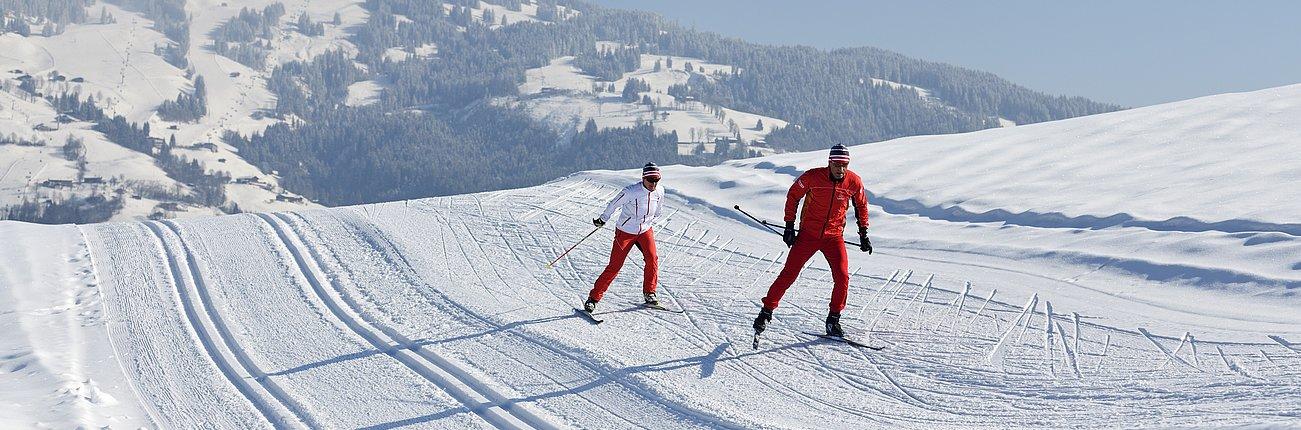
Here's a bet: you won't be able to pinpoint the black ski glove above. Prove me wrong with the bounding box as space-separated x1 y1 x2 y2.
782 221 796 247
593 218 605 228
859 228 872 254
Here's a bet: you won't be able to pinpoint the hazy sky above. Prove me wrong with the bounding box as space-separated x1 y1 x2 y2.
587 0 1301 107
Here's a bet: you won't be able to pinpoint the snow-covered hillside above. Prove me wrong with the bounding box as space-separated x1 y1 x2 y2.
2 84 1300 428
510 52 789 156
0 0 353 222
0 3 212 221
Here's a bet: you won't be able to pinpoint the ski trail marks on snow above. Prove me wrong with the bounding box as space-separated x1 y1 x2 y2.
256 212 555 430
146 221 311 428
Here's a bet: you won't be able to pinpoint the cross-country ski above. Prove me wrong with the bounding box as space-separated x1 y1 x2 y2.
637 302 687 313
803 332 886 350
575 308 605 324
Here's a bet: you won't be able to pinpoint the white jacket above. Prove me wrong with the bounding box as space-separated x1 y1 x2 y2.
601 182 665 234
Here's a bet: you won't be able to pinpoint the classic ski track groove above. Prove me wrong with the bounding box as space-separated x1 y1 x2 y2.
338 207 660 428
256 212 551 430
146 221 311 429
329 207 672 428
306 211 647 430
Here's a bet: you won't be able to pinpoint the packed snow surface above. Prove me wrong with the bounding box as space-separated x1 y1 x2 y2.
2 85 1301 428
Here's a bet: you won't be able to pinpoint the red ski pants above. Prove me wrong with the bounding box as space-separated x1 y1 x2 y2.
762 235 850 314
588 228 658 301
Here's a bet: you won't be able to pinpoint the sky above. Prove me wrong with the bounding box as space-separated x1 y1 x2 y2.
587 0 1301 107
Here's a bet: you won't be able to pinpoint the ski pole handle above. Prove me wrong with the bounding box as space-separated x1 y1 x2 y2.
547 225 602 269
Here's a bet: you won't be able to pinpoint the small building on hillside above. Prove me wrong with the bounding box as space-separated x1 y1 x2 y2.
42 179 75 188
275 194 304 203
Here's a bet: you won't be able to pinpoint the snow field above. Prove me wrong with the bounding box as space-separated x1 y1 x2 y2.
3 163 1299 427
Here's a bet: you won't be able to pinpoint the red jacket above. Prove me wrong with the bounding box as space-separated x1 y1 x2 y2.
784 167 869 240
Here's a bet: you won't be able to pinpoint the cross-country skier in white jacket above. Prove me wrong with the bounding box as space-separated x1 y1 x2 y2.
584 162 666 312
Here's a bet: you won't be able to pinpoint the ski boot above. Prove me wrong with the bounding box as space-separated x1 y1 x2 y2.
752 308 774 349
825 313 844 338
643 292 660 306
583 298 598 313
753 308 773 334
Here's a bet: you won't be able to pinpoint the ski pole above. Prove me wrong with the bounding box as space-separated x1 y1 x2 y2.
734 205 784 235
547 225 602 269
733 205 863 248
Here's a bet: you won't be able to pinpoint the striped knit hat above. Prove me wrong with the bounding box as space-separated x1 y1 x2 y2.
642 162 661 179
829 144 850 163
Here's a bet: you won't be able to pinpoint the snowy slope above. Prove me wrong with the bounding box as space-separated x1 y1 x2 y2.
0 4 203 220
0 1 343 222
0 3 188 123
0 82 210 221
512 53 789 155
868 77 1016 127
2 85 1301 428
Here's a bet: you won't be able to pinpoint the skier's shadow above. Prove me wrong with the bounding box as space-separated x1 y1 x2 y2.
268 307 642 377
362 339 818 430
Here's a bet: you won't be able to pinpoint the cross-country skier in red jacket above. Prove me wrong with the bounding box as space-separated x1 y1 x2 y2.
754 144 873 338
584 163 666 313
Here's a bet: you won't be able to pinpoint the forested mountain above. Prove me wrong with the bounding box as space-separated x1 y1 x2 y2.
228 0 1119 206
1 0 1120 222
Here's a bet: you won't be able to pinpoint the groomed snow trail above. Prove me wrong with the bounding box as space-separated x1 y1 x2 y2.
63 165 1301 428
86 216 497 429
